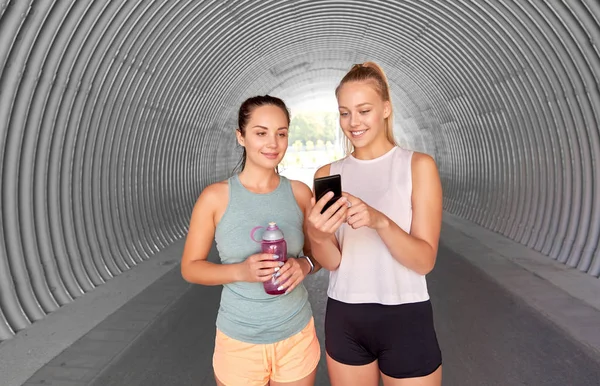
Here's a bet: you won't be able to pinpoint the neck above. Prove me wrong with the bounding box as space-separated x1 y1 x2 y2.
352 137 395 160
238 165 280 193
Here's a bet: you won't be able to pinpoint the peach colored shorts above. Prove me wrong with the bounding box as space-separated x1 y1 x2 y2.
213 317 321 386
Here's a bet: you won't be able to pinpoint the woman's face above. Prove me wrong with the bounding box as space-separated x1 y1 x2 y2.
337 81 390 149
236 104 289 170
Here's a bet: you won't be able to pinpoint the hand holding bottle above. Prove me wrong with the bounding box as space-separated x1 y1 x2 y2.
250 222 289 295
270 257 309 294
238 253 284 283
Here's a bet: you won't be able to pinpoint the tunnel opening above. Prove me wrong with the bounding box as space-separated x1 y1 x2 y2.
280 92 343 186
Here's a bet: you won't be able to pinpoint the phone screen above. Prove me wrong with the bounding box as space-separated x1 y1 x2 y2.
313 174 342 214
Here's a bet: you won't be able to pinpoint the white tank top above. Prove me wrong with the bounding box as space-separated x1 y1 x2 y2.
328 146 430 305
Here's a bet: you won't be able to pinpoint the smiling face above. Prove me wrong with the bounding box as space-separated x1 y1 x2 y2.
236 104 289 170
336 80 391 150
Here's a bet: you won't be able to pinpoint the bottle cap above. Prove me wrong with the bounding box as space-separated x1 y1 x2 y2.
262 222 284 241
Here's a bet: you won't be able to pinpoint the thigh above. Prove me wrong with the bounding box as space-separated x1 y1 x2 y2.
325 298 377 367
213 329 270 386
377 301 442 380
381 365 442 386
270 367 317 386
271 317 321 385
327 352 380 386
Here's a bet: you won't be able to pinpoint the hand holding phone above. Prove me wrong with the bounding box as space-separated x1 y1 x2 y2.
313 174 343 214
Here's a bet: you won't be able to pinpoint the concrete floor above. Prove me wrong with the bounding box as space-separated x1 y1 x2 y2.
15 216 600 386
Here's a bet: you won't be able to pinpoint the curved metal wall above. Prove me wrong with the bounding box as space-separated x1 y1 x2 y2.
0 0 598 341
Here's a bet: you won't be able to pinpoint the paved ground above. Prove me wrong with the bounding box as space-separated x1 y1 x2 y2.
20 238 600 386
5 167 600 385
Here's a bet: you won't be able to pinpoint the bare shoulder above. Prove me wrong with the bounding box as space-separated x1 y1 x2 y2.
410 152 441 198
411 151 439 177
193 180 229 223
290 179 313 199
314 163 332 179
198 180 229 204
289 178 313 212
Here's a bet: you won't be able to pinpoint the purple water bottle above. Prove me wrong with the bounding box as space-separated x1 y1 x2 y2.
251 222 288 295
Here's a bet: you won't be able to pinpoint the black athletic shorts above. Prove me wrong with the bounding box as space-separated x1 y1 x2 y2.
325 297 442 379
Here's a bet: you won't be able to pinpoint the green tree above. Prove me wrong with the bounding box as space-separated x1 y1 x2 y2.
289 112 339 144
289 115 318 143
321 112 338 143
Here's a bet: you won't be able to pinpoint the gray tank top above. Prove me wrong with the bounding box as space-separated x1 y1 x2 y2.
214 174 313 344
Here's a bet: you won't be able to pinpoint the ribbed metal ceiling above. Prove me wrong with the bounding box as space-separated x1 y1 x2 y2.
0 0 598 341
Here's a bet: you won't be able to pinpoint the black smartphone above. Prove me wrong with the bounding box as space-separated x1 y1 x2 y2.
313 174 342 214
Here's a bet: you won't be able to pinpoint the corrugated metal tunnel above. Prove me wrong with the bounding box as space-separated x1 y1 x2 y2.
0 0 598 342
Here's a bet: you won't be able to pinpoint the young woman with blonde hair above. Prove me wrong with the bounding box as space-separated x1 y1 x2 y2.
307 62 443 386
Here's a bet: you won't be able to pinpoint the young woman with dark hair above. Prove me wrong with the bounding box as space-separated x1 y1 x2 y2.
181 95 321 386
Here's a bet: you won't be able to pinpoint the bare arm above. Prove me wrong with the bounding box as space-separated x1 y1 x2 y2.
180 183 281 285
291 179 323 276
305 165 349 271
344 153 442 275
